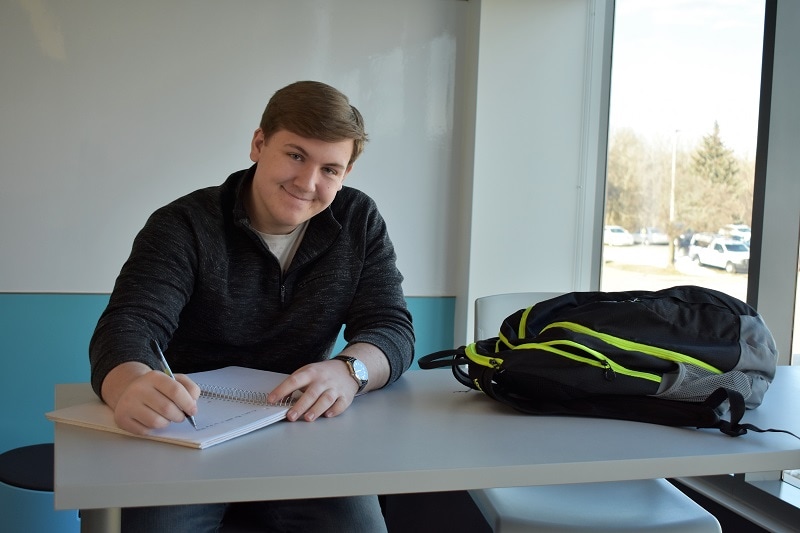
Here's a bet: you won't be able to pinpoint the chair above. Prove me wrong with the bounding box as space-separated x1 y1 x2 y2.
0 443 81 533
469 292 721 533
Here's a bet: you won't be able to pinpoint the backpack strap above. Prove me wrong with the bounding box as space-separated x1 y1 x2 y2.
704 388 800 439
473 372 800 439
418 351 800 440
417 348 467 369
417 348 476 389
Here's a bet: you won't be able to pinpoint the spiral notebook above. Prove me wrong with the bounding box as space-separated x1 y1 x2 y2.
46 366 294 449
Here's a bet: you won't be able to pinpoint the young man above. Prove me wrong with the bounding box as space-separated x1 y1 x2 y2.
89 81 415 532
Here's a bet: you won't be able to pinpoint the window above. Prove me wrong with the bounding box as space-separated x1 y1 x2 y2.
600 0 764 310
602 0 800 513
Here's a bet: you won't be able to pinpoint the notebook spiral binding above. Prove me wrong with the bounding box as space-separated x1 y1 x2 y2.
198 384 295 407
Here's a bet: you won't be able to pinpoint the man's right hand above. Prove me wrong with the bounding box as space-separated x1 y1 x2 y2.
101 361 200 435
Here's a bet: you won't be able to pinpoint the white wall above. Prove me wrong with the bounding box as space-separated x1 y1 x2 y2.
1 0 615 344
0 0 467 296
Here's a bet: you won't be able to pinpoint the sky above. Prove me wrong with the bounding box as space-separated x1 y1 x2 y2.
609 0 766 158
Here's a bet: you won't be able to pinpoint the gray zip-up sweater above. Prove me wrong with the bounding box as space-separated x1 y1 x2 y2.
89 166 415 396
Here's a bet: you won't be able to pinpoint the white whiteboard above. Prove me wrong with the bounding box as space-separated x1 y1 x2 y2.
0 0 466 294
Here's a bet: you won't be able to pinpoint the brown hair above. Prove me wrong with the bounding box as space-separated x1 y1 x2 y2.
259 81 368 166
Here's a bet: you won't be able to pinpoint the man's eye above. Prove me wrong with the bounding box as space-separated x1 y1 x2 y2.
322 167 338 177
288 153 303 161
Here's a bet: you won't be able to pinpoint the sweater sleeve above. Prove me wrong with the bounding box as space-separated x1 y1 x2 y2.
339 195 415 384
88 204 199 396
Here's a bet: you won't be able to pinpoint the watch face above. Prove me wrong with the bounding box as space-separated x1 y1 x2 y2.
352 359 369 382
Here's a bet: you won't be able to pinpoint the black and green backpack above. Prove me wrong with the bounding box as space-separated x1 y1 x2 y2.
419 286 794 438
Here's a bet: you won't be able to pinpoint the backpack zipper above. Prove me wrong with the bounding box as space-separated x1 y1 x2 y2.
466 339 659 383
515 339 659 382
465 343 504 369
541 321 723 374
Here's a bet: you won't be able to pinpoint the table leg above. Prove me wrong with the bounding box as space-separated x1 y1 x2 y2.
80 507 121 533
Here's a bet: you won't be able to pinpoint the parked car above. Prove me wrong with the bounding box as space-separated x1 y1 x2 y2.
719 224 751 245
692 238 750 273
688 233 714 257
633 227 669 245
603 225 634 246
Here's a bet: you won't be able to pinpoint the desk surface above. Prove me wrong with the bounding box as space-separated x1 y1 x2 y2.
54 366 800 511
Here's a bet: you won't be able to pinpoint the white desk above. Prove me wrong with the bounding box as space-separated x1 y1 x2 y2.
54 366 800 533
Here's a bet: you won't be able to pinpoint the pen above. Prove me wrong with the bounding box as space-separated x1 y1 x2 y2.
150 339 198 430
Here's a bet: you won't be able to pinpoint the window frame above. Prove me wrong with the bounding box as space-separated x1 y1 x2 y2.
747 0 800 365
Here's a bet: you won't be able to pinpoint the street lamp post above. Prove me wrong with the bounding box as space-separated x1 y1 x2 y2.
669 129 679 263
670 129 679 225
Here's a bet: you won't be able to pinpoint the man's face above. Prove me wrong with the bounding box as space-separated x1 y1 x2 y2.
247 128 353 234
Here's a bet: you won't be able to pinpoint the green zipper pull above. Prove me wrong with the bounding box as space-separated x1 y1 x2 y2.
603 362 615 381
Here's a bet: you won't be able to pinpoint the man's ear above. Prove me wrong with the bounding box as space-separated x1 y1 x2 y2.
249 129 265 163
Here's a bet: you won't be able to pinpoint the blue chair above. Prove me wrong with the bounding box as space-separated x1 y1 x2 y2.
0 443 80 533
470 292 721 533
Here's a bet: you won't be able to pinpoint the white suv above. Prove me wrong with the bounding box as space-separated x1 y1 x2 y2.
692 238 750 273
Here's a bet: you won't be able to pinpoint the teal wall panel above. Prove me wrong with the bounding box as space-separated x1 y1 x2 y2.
0 294 454 452
0 294 107 453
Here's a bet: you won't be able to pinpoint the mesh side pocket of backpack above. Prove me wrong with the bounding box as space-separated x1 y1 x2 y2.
654 363 752 411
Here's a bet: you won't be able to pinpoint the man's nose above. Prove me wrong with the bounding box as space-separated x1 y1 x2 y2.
293 166 318 191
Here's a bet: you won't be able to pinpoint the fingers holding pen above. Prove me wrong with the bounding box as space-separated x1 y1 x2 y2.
143 372 200 427
113 371 199 434
175 374 202 403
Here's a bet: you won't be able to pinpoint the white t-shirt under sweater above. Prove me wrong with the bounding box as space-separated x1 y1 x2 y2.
256 221 308 272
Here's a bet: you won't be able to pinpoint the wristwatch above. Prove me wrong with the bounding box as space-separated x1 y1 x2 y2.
334 355 369 394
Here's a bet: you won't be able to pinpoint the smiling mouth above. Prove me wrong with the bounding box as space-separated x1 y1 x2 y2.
282 187 312 202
